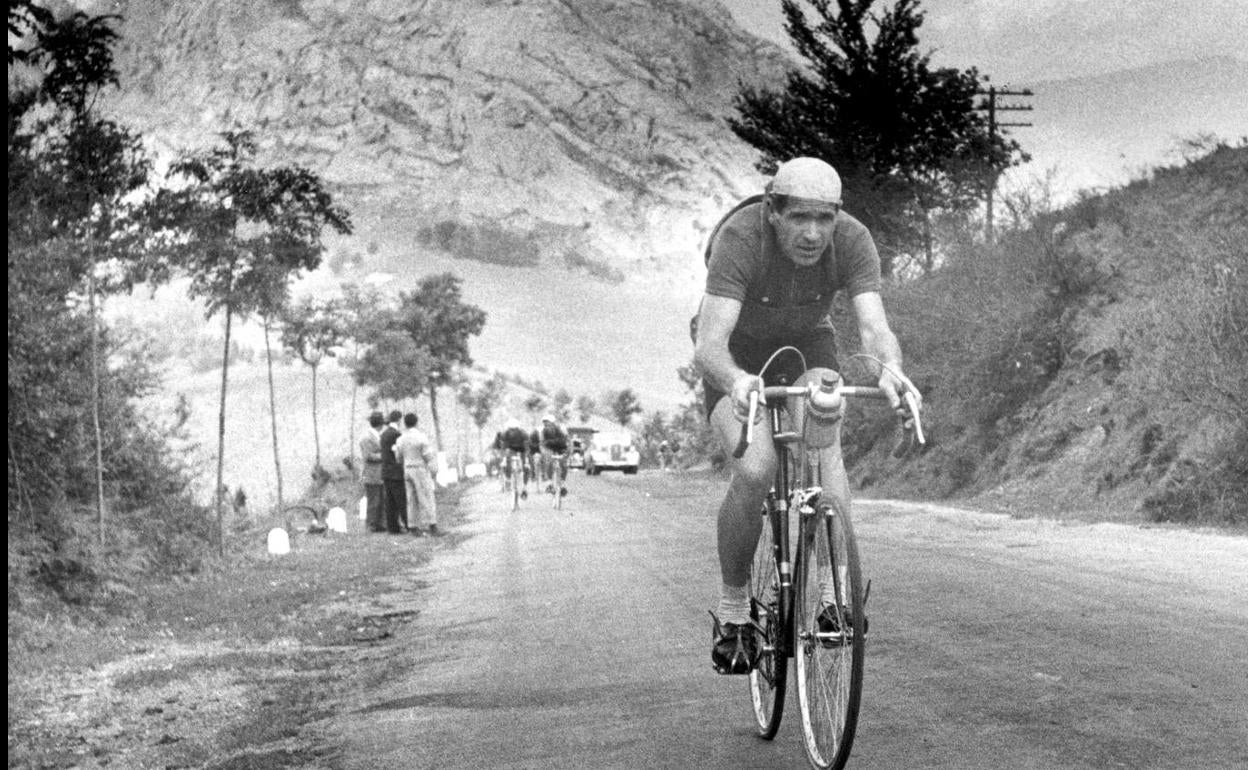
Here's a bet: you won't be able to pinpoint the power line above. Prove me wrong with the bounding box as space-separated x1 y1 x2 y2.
976 86 1033 243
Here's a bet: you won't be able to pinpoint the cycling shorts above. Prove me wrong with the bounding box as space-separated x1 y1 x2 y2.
703 328 839 420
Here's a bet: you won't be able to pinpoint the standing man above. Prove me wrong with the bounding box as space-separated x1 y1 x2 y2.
395 412 440 536
359 411 386 533
694 157 920 673
379 409 406 534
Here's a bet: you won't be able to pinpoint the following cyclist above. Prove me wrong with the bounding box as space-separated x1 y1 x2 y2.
693 157 921 674
496 418 532 500
539 414 571 498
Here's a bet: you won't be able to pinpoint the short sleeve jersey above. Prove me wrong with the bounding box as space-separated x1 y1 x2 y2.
705 200 882 339
541 424 569 452
501 427 528 452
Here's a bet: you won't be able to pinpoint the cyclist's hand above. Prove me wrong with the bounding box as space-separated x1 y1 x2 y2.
730 373 765 423
879 368 921 428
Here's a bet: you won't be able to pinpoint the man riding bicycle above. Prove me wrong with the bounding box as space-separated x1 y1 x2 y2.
539 414 571 498
496 418 532 500
693 157 921 674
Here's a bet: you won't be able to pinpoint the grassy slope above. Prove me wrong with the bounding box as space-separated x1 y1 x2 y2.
849 145 1248 526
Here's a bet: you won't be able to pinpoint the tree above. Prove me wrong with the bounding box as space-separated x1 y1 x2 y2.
728 0 1027 272
457 373 506 458
254 270 291 512
9 5 152 542
280 296 346 476
575 395 596 423
523 393 548 420
551 388 574 423
605 388 643 427
353 329 435 406
339 282 386 472
391 273 487 450
146 131 351 553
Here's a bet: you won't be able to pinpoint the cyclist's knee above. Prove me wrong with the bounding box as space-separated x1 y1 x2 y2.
731 453 774 492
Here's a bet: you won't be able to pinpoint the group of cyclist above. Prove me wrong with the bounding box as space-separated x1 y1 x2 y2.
491 415 571 502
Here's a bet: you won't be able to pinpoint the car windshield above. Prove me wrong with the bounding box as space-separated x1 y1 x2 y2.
593 433 632 447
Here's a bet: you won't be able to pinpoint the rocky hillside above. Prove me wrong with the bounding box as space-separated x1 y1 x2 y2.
848 144 1248 526
101 0 789 274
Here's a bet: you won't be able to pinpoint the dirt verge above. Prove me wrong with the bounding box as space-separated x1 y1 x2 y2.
7 482 473 770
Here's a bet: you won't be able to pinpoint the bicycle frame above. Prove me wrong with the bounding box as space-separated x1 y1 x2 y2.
744 373 922 767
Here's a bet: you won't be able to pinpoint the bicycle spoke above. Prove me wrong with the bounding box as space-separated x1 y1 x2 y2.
796 504 863 769
748 507 787 739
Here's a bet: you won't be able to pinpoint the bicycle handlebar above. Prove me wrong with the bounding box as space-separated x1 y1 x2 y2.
731 382 925 460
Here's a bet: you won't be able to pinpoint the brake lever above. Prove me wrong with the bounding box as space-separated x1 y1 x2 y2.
732 390 760 459
890 390 925 458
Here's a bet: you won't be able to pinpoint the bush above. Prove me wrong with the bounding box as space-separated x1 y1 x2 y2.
1141 428 1248 526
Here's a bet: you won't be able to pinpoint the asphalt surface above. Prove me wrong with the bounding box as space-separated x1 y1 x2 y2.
330 471 1248 769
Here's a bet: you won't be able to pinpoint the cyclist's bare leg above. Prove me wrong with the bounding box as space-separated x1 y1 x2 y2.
709 395 776 621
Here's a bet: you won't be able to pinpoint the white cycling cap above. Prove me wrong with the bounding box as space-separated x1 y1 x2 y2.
505 418 521 430
541 414 556 423
768 157 842 204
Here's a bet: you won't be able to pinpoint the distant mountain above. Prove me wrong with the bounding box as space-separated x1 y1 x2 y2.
97 0 800 407
102 0 789 274
96 2 1247 409
1005 56 1248 197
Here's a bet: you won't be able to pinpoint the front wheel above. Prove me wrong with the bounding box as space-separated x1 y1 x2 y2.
748 507 787 739
794 502 864 769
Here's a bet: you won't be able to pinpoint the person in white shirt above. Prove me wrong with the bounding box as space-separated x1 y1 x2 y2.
394 412 440 536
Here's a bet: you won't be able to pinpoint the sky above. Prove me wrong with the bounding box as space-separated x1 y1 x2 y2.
719 0 1248 84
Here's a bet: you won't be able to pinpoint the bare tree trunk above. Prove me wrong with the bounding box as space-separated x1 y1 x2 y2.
428 383 444 450
311 363 321 472
347 342 359 479
263 317 284 513
89 248 106 545
214 308 233 558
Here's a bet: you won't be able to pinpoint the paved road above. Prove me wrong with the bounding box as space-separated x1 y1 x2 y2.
331 471 1248 769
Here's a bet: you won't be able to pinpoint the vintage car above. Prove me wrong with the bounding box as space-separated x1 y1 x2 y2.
584 431 640 475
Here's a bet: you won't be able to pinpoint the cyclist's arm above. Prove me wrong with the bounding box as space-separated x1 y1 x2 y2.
695 294 748 390
850 291 915 412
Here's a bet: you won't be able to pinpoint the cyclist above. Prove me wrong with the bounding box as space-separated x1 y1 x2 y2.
693 157 921 674
497 418 532 500
539 414 571 497
527 425 543 490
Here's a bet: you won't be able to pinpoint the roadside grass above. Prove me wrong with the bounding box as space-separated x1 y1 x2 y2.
7 474 475 770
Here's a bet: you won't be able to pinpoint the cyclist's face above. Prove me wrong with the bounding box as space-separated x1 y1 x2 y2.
769 198 839 267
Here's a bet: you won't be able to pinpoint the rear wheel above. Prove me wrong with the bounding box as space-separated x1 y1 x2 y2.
794 501 864 769
748 506 787 739
511 457 521 512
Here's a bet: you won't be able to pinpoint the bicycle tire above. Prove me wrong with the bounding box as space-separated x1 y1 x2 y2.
511 456 521 512
748 505 788 739
794 500 864 769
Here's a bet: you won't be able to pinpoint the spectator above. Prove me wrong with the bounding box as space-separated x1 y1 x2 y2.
658 439 673 471
359 411 385 532
395 412 440 536
379 409 406 534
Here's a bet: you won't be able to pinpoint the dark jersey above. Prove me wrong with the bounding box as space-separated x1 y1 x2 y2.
705 200 881 340
541 424 569 452
499 427 529 452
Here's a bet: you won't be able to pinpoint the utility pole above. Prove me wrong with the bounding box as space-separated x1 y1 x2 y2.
977 86 1033 243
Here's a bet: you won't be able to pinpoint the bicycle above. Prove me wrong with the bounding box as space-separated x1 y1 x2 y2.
736 356 923 770
544 451 569 510
505 450 527 512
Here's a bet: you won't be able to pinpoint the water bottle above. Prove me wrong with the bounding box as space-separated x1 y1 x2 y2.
808 372 843 422
805 372 842 449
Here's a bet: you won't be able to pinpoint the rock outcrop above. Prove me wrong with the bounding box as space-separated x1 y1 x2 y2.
103 0 793 272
